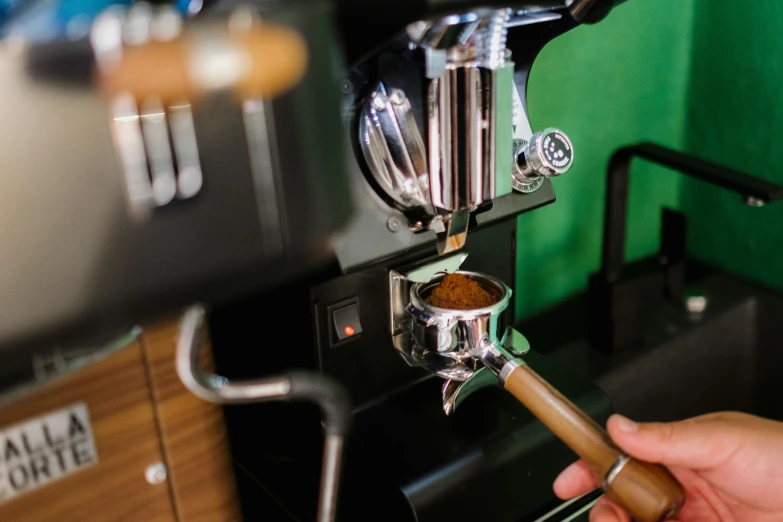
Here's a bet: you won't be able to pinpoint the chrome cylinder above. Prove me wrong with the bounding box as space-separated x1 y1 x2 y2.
428 67 487 212
407 271 512 360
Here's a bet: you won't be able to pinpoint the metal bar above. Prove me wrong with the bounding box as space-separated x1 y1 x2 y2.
600 143 783 283
631 143 783 203
318 434 344 522
175 304 350 522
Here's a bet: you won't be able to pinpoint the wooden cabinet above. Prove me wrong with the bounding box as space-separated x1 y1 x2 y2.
0 319 241 521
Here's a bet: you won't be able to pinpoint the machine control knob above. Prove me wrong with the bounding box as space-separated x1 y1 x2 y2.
512 129 573 193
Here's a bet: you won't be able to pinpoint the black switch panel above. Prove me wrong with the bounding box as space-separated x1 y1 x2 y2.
328 298 362 346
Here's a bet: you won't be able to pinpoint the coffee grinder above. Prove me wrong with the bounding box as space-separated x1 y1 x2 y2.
194 2 683 521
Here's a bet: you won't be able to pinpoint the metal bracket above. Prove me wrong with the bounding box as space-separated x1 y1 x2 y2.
440 328 531 415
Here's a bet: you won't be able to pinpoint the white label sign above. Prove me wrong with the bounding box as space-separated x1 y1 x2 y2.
0 403 98 504
512 83 534 141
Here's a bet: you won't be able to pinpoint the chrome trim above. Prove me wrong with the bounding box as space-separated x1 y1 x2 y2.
140 98 177 206
359 84 429 210
244 98 286 257
363 9 515 253
603 453 631 491
442 367 498 415
507 11 562 28
514 128 574 189
318 434 344 522
389 252 468 337
498 358 525 385
176 305 346 522
108 93 154 221
168 101 203 200
176 305 292 403
437 209 471 254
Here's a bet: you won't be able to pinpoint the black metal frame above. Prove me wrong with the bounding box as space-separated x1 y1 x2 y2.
590 143 783 353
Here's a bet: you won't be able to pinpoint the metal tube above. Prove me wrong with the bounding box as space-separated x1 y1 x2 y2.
176 304 293 403
176 304 350 522
318 434 345 522
600 143 783 283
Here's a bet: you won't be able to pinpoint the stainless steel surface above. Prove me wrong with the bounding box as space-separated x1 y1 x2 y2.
513 128 574 191
243 98 286 257
511 140 544 194
318 434 344 522
428 67 485 211
359 9 515 252
472 339 513 376
498 358 525 385
438 208 471 254
176 304 345 522
389 251 468 341
507 11 563 28
504 327 532 356
408 271 511 360
176 305 292 403
168 102 203 199
407 8 510 68
140 98 177 207
93 6 205 221
441 366 497 415
602 453 631 491
359 83 429 209
108 92 155 221
389 260 541 411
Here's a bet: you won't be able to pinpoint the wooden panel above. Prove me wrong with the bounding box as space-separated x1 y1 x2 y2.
141 320 242 522
0 340 176 522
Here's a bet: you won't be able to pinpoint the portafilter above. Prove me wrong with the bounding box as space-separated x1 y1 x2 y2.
390 257 685 522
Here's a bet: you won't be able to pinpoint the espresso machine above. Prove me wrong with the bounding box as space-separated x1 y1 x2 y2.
183 1 681 521
0 0 684 521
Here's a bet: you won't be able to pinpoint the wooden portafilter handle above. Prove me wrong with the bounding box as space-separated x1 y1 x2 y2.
503 364 685 522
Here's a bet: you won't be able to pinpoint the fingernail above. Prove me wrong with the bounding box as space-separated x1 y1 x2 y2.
613 414 639 433
552 471 568 498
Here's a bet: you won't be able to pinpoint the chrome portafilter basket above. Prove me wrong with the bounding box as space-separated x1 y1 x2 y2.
409 271 511 363
390 254 531 413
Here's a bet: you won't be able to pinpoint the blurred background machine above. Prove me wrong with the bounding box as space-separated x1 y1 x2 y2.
2 0 783 521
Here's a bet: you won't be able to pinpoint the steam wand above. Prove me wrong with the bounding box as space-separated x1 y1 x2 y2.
176 305 350 522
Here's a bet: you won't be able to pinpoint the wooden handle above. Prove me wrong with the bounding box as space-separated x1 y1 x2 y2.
504 364 685 522
98 24 308 101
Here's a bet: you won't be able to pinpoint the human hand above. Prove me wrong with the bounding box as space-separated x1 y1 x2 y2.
553 412 783 521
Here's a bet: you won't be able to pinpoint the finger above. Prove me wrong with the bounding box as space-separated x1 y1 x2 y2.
606 413 745 469
589 497 630 522
553 460 598 499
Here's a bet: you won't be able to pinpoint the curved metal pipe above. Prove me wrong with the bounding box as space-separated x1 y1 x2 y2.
600 143 783 283
176 304 350 522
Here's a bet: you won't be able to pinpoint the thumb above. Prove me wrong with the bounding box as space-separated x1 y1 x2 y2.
606 413 744 470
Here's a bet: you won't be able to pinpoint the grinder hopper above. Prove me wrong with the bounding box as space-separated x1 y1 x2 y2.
390 254 685 522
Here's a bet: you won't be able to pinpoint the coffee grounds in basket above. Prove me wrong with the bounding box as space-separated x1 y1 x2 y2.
426 273 497 310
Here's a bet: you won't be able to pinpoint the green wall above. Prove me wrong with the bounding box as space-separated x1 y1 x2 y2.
515 0 695 319
680 2 783 289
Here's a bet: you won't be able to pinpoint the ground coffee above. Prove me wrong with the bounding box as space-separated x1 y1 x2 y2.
426 273 497 310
